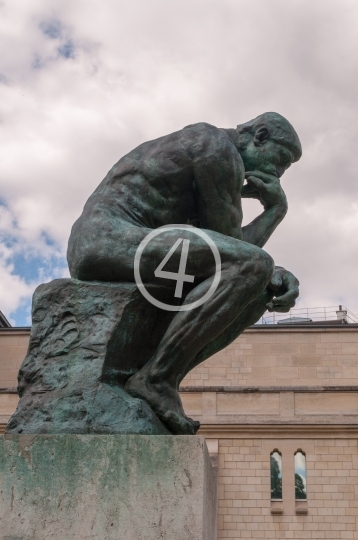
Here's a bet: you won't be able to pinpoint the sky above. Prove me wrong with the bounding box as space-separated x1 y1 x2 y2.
1 0 358 326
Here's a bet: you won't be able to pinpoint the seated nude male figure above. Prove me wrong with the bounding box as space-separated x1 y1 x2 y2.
67 112 301 435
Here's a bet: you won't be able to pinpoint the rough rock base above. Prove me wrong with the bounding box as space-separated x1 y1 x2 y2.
6 279 178 435
0 435 217 540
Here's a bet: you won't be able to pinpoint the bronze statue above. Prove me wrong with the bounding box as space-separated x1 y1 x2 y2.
68 112 301 433
6 112 301 436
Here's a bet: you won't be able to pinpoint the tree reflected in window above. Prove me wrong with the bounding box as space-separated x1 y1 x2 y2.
294 451 307 500
270 451 282 499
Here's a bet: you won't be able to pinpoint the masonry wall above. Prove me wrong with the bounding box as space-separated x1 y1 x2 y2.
2 326 358 390
216 436 358 539
182 327 358 387
1 325 358 539
182 325 358 539
0 330 29 389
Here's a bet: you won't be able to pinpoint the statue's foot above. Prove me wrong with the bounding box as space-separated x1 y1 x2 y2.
125 372 200 435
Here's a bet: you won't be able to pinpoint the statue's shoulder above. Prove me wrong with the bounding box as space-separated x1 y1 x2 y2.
182 122 219 134
181 122 228 146
183 122 219 131
180 123 235 158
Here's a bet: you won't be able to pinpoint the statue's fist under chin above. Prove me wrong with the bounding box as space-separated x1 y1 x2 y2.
241 170 288 212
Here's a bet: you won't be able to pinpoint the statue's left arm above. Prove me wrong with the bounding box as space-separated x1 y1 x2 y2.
266 266 299 312
241 170 287 248
240 171 300 311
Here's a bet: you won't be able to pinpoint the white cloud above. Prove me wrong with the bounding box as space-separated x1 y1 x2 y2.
1 0 358 323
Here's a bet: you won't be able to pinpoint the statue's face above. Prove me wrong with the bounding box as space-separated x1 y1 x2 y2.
240 139 294 178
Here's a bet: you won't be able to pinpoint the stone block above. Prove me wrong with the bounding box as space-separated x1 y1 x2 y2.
269 343 298 354
250 367 271 379
270 366 298 380
295 392 358 415
0 394 19 416
292 355 322 367
0 434 217 540
181 392 203 416
6 279 180 435
216 392 280 415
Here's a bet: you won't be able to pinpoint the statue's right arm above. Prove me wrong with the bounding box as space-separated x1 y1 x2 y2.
241 171 288 248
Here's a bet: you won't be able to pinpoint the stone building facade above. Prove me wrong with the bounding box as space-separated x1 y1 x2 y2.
1 322 358 539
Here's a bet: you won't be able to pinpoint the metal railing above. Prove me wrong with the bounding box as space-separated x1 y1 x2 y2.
258 306 358 325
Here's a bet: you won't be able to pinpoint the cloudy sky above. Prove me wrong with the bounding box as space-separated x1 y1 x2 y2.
1 0 358 326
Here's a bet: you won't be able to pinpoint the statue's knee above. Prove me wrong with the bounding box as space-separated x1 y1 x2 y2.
260 249 275 281
257 250 275 283
234 246 274 287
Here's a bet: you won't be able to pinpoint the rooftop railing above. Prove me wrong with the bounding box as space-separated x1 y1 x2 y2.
258 305 358 325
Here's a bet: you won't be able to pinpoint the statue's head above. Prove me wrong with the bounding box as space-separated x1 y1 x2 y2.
236 112 302 178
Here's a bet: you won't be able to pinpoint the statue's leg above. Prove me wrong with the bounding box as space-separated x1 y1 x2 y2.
125 231 275 435
181 289 274 378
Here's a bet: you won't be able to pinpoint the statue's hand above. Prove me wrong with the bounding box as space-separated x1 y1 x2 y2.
266 266 299 313
241 171 288 212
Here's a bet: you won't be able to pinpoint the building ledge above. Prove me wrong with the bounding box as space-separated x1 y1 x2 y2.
3 323 358 334
250 323 358 331
199 423 358 437
180 385 358 393
0 327 31 334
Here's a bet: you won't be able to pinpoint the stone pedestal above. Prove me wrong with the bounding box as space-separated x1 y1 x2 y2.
0 435 217 540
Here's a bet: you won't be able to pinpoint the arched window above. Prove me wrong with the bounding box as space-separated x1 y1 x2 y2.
270 450 282 499
294 450 307 500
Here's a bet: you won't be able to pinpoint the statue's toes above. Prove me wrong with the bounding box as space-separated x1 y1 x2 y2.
188 418 201 434
162 411 195 435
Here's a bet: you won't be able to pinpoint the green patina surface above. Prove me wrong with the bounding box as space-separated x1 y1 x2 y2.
6 280 172 436
6 112 302 436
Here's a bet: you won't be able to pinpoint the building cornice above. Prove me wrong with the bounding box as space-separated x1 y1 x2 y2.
2 324 358 335
199 423 358 438
0 328 31 334
180 385 358 393
2 385 358 395
2 423 357 438
3 385 357 395
248 324 358 332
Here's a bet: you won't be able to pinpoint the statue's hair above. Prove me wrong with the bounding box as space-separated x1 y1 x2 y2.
237 112 302 161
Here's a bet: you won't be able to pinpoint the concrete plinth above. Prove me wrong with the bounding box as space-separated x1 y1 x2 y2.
0 435 217 540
